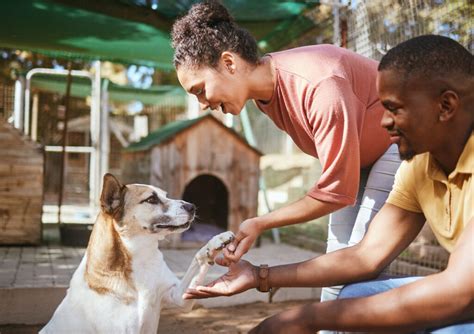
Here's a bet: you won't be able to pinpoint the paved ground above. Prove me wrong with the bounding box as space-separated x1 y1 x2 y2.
0 300 310 334
0 238 322 326
0 246 84 288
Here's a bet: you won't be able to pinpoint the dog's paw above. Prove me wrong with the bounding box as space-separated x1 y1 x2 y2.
197 231 235 265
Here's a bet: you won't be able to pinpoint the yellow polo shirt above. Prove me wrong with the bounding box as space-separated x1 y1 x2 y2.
387 131 473 253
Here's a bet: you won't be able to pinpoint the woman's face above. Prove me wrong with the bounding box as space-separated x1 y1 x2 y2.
176 62 249 115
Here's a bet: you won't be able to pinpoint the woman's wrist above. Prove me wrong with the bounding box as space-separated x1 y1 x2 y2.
248 216 269 234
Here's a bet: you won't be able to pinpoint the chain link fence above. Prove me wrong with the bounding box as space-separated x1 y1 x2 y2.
0 80 14 123
345 0 469 276
346 0 473 60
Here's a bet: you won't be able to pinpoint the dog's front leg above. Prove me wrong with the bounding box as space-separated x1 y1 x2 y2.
163 231 234 309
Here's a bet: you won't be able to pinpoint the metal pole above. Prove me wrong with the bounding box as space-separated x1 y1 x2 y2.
24 77 31 136
90 61 101 213
100 78 110 184
31 93 39 141
57 61 74 225
13 79 23 129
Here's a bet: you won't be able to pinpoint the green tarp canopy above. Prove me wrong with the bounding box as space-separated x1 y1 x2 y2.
0 0 319 69
31 74 187 106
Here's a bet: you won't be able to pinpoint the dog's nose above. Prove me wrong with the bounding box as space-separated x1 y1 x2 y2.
181 202 196 214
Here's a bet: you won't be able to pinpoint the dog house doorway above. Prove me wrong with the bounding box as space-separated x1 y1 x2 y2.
181 174 228 243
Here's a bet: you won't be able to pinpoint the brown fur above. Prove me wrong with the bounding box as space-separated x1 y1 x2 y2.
84 174 136 304
85 213 136 304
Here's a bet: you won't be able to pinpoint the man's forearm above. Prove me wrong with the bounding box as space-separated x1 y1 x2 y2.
302 271 473 332
267 244 379 288
263 204 427 289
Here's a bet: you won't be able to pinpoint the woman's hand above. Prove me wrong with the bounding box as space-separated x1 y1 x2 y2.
183 257 258 299
249 304 317 334
223 218 262 262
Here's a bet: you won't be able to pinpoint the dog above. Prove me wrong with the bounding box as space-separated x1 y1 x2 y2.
41 173 234 333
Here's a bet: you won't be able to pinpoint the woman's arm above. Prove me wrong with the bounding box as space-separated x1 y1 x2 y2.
224 195 344 261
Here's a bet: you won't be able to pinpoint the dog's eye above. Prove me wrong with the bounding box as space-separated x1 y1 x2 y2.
143 194 160 205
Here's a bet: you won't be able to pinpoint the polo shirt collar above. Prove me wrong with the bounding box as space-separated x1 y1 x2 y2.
426 131 473 181
455 131 474 174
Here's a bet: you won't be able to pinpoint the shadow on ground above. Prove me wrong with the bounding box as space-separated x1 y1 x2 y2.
0 300 307 334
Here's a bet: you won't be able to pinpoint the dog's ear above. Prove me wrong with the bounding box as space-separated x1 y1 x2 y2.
100 173 126 218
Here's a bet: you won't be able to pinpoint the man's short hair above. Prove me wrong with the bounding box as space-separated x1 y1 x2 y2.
378 35 473 80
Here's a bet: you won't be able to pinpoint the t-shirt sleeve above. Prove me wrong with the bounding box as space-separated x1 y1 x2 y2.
386 160 423 213
306 77 364 205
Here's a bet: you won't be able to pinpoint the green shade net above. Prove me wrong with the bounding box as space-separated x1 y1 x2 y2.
0 0 319 68
134 0 319 52
0 0 175 69
31 74 186 106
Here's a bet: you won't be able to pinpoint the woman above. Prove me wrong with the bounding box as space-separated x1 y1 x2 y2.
171 0 400 309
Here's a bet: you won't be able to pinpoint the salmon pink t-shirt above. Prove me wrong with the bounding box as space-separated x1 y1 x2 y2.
255 45 391 205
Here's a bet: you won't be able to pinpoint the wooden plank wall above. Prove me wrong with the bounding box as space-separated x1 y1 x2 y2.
152 118 261 234
0 121 43 245
120 151 150 185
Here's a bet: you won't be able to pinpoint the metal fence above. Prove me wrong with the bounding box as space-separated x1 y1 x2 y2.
346 0 473 60
0 81 14 122
344 0 471 276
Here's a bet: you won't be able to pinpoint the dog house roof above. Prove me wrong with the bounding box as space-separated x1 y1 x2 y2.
124 113 262 156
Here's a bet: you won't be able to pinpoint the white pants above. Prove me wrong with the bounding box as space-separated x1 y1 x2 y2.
320 144 401 307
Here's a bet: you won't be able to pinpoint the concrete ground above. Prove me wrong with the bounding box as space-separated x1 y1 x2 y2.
0 236 322 326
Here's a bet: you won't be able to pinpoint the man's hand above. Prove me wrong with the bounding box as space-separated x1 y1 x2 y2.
249 304 316 334
183 257 258 299
223 218 262 262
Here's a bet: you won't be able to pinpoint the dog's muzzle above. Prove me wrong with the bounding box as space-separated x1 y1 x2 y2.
151 220 193 231
148 202 196 232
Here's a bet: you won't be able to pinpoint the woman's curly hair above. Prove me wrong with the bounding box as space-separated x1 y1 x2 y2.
171 0 259 68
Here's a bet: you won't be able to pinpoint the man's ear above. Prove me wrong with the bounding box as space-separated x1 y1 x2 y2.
220 51 236 74
100 173 126 217
439 90 459 122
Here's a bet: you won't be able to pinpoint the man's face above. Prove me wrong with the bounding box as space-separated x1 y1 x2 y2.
377 69 441 160
176 63 247 116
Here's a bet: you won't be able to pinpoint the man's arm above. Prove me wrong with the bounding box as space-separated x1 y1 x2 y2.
267 203 425 288
253 216 474 333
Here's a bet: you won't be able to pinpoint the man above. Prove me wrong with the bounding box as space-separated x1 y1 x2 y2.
184 35 473 333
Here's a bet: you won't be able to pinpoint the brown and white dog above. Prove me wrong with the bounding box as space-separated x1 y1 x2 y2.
40 173 234 334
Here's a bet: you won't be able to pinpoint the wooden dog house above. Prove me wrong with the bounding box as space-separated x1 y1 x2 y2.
0 120 44 245
121 114 261 244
